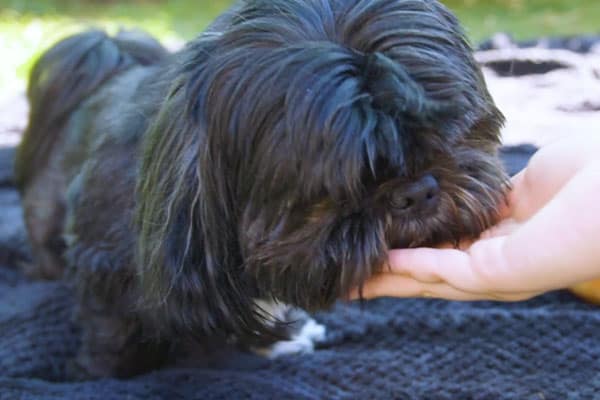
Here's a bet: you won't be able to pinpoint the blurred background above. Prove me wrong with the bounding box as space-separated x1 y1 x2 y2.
0 0 599 147
1 0 599 91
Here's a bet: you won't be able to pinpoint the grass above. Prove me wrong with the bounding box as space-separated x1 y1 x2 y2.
1 0 599 91
444 0 600 42
0 0 233 92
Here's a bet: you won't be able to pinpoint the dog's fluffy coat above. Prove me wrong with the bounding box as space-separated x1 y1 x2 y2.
16 0 507 378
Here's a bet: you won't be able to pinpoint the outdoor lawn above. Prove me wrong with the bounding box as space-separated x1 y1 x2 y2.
1 0 599 92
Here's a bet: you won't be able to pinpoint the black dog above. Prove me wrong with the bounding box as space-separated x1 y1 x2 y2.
15 0 507 378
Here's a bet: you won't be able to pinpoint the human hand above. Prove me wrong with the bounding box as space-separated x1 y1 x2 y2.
352 134 600 301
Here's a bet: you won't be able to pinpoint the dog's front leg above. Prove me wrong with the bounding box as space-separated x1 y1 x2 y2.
68 305 168 380
248 300 326 359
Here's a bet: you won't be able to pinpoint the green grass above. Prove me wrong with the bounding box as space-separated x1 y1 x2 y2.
0 0 233 91
444 0 600 43
1 0 599 91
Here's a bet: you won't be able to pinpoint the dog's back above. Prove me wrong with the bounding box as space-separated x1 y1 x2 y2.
16 29 168 279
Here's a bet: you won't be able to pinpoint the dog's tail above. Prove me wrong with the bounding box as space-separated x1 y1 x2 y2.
14 29 168 189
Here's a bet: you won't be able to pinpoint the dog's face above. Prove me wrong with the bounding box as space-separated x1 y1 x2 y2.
235 50 506 310
137 0 507 336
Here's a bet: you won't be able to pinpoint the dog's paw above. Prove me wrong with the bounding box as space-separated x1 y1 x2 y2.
253 318 326 359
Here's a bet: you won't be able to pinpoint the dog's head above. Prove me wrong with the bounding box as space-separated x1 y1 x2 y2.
137 0 506 338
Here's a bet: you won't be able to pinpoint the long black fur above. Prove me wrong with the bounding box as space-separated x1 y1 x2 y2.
16 0 507 378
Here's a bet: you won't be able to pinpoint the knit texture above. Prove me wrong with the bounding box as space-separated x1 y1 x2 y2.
2 144 600 400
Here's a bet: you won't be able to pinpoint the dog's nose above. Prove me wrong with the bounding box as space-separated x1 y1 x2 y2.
391 174 440 213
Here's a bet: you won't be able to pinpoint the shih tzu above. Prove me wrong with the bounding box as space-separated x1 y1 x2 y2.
15 0 507 378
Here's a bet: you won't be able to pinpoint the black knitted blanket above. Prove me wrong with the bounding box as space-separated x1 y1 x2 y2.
1 144 600 400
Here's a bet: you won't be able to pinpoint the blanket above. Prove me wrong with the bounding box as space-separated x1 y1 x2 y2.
2 143 600 400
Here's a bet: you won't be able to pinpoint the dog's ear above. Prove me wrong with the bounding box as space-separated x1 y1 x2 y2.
135 85 268 339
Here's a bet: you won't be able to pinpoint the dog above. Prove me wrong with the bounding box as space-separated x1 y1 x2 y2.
15 0 507 378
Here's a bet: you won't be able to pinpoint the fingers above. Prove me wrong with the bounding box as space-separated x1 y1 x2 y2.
346 236 542 302
348 273 480 301
349 273 540 302
387 247 485 291
385 238 519 294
